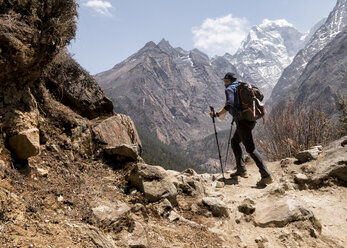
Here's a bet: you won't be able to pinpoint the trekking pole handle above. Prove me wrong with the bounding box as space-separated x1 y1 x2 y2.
209 106 215 113
210 106 218 118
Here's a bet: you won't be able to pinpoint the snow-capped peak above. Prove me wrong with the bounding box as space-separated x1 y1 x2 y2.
224 19 306 100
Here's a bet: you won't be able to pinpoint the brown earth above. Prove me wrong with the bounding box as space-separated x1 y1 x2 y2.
0 133 346 247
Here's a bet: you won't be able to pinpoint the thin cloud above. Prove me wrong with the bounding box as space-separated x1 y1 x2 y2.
192 14 250 56
85 0 113 16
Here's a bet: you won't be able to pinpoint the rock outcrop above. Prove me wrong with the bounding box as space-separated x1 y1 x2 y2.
0 0 77 160
92 115 142 160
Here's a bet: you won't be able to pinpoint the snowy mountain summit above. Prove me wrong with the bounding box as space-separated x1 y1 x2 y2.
225 19 310 99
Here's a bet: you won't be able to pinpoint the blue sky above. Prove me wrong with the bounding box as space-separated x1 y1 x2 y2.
69 0 337 74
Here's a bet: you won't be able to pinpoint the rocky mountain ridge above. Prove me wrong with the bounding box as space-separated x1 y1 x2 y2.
293 26 347 117
96 15 328 148
268 0 347 110
95 39 234 145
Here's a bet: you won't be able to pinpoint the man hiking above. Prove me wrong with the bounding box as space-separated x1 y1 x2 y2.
209 72 273 186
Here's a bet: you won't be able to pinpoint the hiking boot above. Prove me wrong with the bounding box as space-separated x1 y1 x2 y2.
230 170 248 178
256 176 274 186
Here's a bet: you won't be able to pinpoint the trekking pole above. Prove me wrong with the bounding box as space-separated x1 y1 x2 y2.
224 119 234 170
209 106 225 183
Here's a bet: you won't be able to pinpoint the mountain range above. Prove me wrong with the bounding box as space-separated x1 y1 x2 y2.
95 19 319 144
267 0 347 110
95 0 347 168
95 40 235 146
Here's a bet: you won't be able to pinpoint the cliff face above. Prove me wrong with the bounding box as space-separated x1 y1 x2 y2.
0 1 138 163
0 0 79 161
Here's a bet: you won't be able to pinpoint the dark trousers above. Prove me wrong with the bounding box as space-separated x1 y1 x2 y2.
231 119 271 178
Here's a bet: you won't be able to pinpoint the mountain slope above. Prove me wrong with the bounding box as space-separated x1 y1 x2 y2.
268 0 347 109
95 40 233 145
293 26 347 117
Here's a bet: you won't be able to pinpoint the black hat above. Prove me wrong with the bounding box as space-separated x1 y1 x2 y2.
223 72 237 81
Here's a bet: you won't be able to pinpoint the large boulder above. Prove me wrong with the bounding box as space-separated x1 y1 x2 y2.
104 144 138 160
92 114 142 160
8 128 40 160
306 136 347 184
126 163 178 205
254 197 314 227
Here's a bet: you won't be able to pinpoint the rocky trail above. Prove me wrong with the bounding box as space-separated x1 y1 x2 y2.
0 133 346 248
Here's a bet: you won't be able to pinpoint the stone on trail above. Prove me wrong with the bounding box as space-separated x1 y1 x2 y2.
156 198 173 217
181 168 198 176
294 173 309 186
202 197 229 217
238 198 256 215
172 170 206 196
36 167 49 177
128 222 148 248
168 210 181 222
295 146 322 163
70 223 116 248
92 201 130 224
254 197 314 228
126 163 178 205
8 128 40 160
215 181 224 188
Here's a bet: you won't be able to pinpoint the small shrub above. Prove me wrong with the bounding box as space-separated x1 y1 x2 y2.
337 96 347 136
257 100 338 161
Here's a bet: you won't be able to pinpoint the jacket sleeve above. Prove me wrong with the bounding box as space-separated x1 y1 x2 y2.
223 87 235 111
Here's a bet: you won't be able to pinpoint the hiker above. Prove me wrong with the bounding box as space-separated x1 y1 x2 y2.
209 72 273 186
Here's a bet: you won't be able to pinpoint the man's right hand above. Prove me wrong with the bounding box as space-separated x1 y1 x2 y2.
210 112 219 118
